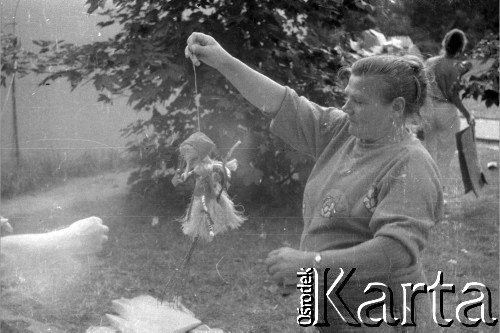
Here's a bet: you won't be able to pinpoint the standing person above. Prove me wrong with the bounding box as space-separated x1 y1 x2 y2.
422 29 475 187
185 32 443 332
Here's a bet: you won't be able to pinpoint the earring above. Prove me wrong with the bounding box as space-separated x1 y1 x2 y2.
391 118 405 142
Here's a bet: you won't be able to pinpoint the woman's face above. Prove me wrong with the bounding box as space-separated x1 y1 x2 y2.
342 75 396 142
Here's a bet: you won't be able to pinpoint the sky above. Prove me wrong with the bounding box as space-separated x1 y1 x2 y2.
1 0 137 162
2 0 118 47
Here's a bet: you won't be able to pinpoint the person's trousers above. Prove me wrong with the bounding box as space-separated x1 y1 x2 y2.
421 100 461 180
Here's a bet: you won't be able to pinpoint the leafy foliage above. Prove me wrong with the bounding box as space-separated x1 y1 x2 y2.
374 0 499 55
373 0 499 108
33 0 373 206
0 32 37 86
460 32 499 107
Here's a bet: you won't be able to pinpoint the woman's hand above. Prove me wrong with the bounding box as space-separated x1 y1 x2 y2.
467 115 475 127
265 247 313 285
185 32 232 70
63 216 109 255
185 32 286 115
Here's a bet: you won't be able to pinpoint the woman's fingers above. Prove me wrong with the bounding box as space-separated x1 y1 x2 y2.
185 32 216 67
100 224 109 243
96 221 109 245
265 247 289 276
265 248 283 267
267 262 281 280
267 247 286 257
186 33 206 56
188 32 212 47
185 44 200 66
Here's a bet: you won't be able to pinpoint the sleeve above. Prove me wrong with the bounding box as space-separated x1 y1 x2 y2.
270 87 348 159
320 235 413 282
369 152 444 265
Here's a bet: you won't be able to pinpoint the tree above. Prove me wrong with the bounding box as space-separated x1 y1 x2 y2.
373 0 499 107
1 0 37 166
37 0 372 206
460 32 499 108
1 32 23 166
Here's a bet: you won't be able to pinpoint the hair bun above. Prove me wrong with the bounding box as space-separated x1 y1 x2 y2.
402 55 424 73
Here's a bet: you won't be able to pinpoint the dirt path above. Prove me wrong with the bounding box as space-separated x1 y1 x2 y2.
1 171 131 235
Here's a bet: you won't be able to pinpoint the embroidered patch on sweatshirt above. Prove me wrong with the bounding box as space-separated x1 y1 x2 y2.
320 190 348 218
363 185 379 213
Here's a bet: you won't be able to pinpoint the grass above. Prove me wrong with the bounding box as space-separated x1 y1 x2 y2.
424 143 499 332
0 144 498 332
463 98 499 120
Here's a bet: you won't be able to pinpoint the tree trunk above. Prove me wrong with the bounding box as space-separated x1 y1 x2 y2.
11 74 21 166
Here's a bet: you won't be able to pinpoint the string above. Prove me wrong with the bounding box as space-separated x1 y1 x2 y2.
193 61 201 132
159 235 199 305
159 59 201 305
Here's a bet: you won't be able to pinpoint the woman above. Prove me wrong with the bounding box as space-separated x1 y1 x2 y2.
422 29 475 182
185 32 443 332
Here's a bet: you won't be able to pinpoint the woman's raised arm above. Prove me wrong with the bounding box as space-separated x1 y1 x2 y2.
185 32 286 116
